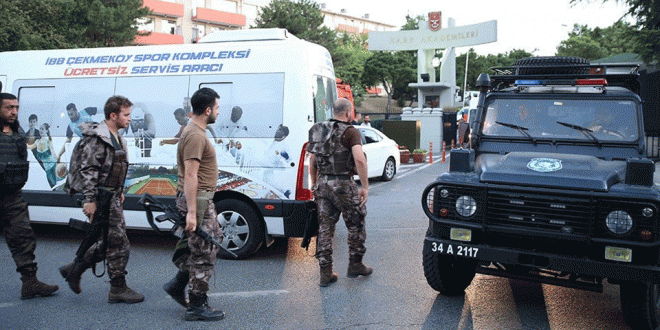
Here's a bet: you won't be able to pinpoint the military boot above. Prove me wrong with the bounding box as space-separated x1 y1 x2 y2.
108 276 145 304
185 293 225 321
347 258 373 278
59 250 97 294
20 270 59 299
163 270 189 307
319 265 338 287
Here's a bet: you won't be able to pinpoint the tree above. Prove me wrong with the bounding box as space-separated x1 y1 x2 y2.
456 49 532 92
333 34 371 105
254 0 337 55
556 22 636 60
557 35 608 60
401 14 425 31
571 0 660 64
361 51 415 115
72 0 152 48
0 0 151 52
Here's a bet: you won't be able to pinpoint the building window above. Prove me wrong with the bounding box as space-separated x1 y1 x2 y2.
164 20 177 34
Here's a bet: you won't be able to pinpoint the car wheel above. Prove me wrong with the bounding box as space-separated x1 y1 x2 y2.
620 281 660 330
381 157 396 181
422 242 476 295
215 199 264 259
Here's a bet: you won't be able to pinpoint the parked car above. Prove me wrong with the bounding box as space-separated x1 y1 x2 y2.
355 126 400 181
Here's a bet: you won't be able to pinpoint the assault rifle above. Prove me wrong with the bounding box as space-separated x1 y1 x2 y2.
67 187 115 277
138 193 238 259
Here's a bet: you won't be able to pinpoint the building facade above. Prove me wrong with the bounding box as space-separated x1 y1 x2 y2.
135 0 396 45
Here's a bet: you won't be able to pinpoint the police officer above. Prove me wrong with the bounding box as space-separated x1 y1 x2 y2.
60 95 144 304
307 98 373 287
0 93 59 299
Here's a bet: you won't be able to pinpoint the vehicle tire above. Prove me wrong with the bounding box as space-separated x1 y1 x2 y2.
214 199 264 260
422 242 477 295
381 157 396 181
620 281 660 330
513 56 590 75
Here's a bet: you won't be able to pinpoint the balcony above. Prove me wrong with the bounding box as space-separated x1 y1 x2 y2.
135 32 184 45
142 0 184 18
193 7 246 27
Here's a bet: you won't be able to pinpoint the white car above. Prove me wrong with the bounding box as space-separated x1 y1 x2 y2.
355 126 400 181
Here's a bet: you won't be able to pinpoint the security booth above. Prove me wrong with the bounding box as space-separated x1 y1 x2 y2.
382 119 421 151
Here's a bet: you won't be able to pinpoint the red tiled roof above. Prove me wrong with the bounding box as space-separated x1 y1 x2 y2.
193 7 246 27
336 24 359 34
134 32 184 45
366 87 382 94
142 0 183 18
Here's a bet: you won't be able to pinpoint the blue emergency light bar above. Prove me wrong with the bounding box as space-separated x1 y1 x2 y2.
515 79 544 85
514 78 607 86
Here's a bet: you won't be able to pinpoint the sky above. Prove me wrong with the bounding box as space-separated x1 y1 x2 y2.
321 0 631 56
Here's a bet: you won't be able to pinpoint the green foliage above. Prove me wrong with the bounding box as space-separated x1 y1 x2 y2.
361 51 416 113
254 0 337 55
556 22 636 60
456 49 532 91
571 0 660 64
413 149 427 154
401 15 425 31
334 34 371 97
0 0 151 51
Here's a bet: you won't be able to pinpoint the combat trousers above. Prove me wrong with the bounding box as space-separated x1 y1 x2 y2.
174 191 221 295
0 190 37 272
82 193 130 280
314 176 367 267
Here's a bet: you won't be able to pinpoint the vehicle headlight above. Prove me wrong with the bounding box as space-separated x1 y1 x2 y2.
605 210 633 234
456 196 477 217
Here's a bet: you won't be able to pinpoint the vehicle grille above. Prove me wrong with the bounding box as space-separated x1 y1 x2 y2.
486 190 594 236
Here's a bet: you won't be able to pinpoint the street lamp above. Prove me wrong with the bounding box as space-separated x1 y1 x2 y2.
432 56 441 68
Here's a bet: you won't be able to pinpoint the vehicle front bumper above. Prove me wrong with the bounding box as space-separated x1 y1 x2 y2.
424 236 660 283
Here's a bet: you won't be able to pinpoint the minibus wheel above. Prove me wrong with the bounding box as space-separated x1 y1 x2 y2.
215 199 264 259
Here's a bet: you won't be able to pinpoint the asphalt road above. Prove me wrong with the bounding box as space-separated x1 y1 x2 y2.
0 156 635 329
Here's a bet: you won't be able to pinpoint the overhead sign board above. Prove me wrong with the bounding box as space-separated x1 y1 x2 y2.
368 20 497 51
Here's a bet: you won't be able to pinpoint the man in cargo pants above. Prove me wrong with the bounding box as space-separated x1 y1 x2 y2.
307 98 372 287
60 95 144 304
0 93 59 299
163 87 225 321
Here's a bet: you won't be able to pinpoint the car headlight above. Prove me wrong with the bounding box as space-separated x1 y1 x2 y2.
605 210 633 234
456 196 477 217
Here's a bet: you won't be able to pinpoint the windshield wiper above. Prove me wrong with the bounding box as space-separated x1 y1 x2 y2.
495 121 534 141
556 121 601 146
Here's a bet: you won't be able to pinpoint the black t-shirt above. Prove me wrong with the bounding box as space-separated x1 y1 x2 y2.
341 125 362 150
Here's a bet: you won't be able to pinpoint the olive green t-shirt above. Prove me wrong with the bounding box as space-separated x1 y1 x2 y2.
177 122 218 191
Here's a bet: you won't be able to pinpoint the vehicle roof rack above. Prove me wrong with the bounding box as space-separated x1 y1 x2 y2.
489 63 640 94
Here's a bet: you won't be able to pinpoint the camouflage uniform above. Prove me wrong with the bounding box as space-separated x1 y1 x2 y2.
307 119 367 268
0 127 37 273
1 125 58 298
64 121 131 283
173 191 222 295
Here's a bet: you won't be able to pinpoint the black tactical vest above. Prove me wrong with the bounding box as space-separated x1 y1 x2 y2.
0 130 29 191
104 149 128 191
307 120 355 175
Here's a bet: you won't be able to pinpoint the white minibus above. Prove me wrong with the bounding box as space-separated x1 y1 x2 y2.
0 28 337 258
